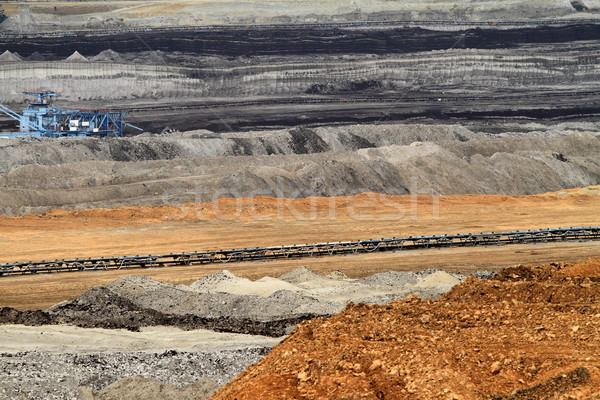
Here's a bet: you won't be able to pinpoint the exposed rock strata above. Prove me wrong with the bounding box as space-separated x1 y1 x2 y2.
1 45 599 104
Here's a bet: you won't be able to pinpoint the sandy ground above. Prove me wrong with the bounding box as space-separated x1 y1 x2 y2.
0 324 281 354
0 187 599 310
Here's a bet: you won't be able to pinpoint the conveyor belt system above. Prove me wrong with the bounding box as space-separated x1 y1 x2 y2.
1 226 598 277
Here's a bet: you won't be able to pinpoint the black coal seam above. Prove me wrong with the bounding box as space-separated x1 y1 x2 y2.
3 24 600 58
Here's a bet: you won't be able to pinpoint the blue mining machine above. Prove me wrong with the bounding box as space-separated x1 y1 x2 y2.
0 91 142 138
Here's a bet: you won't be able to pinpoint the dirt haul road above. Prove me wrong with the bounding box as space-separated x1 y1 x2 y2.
0 187 599 310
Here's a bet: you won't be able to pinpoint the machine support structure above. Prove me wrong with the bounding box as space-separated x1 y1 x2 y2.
0 91 141 138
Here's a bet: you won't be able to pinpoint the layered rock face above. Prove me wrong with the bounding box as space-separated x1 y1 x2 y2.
1 44 599 104
1 19 599 213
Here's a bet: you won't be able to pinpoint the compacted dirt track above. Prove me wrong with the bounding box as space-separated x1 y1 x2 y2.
1 187 598 310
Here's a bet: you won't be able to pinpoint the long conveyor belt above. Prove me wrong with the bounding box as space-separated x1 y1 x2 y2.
1 226 598 277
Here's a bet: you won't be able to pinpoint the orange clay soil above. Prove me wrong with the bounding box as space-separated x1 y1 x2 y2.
0 187 599 310
210 258 600 400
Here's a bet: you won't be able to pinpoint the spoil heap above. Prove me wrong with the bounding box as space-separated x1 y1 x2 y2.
211 258 600 400
0 267 463 336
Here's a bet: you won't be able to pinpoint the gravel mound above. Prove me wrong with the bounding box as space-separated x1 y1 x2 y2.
413 270 462 289
65 50 88 62
97 268 465 326
26 51 45 61
106 275 176 297
326 270 350 280
90 49 124 63
43 274 336 335
47 285 319 336
0 348 268 400
0 50 22 62
106 274 338 320
357 271 419 287
189 270 242 291
0 307 52 325
50 286 174 331
1 267 473 336
189 270 300 297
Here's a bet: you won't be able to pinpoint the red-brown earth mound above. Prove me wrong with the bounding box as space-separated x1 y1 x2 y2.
211 258 600 400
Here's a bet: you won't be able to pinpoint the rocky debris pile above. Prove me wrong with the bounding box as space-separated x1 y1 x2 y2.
211 258 600 399
0 307 52 325
0 267 468 336
90 49 124 63
26 51 45 61
133 50 169 65
444 260 600 305
0 348 267 400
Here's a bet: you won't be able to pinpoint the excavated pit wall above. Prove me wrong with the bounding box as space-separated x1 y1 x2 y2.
0 0 587 32
2 23 600 133
1 44 600 104
1 23 600 213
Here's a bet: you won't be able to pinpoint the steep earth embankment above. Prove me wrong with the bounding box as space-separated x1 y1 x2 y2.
1 43 600 104
0 124 598 215
2 23 600 132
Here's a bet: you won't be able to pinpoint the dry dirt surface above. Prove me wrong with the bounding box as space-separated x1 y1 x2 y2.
1 0 596 32
210 258 600 400
1 188 599 310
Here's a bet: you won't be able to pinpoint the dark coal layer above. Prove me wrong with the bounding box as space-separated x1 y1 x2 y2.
0 296 319 338
2 24 600 58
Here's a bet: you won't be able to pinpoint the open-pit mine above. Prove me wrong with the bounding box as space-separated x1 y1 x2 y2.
0 1 600 399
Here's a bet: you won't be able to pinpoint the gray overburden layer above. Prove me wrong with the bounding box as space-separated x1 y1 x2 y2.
0 125 598 215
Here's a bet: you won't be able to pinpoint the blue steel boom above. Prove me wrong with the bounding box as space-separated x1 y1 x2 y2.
0 91 141 138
